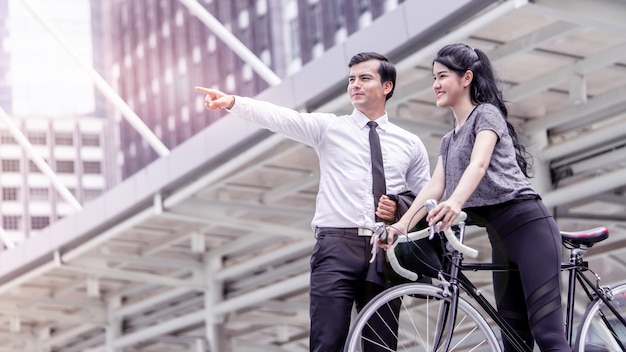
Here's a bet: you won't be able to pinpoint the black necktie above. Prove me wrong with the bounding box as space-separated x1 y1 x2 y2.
367 121 386 222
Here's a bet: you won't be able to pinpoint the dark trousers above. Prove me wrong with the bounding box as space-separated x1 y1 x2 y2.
473 199 571 352
309 228 398 352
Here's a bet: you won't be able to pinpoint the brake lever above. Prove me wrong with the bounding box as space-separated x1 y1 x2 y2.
424 199 439 240
429 222 442 240
369 223 389 263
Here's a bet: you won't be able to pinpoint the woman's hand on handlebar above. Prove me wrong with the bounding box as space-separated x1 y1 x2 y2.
427 199 462 231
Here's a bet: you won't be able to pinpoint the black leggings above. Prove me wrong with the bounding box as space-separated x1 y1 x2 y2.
468 199 571 351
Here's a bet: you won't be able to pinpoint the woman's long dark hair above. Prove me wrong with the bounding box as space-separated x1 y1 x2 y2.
433 43 531 177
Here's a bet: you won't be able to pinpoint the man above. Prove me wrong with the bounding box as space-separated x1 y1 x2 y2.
196 52 430 352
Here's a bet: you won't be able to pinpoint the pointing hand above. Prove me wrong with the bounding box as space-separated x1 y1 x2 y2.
195 86 235 110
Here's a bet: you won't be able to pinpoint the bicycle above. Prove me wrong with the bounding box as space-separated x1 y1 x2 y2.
344 200 626 352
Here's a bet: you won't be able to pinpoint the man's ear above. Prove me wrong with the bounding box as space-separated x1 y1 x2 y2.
463 70 474 88
383 81 393 94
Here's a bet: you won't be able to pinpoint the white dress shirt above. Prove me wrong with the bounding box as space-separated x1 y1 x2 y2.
229 96 431 230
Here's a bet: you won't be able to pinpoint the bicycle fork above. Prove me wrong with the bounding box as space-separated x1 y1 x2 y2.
431 223 466 352
432 269 460 352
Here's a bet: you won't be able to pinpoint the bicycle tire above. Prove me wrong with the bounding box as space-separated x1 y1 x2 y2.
576 283 626 352
343 283 501 352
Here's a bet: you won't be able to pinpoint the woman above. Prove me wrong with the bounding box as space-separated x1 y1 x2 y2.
385 43 571 351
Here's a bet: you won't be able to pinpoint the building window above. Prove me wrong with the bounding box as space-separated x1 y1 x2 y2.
359 0 369 13
0 132 16 144
31 216 50 230
333 0 346 30
82 134 100 146
255 15 269 51
3 215 21 230
83 161 102 174
310 3 322 44
2 188 19 201
56 160 75 173
1 159 20 172
84 189 102 201
30 187 49 201
257 0 268 15
55 133 74 146
28 132 47 145
29 160 43 173
288 19 300 61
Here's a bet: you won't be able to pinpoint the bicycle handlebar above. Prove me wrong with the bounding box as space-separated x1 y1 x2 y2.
387 210 479 281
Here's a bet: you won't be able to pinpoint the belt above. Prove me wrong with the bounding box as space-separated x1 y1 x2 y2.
315 227 374 237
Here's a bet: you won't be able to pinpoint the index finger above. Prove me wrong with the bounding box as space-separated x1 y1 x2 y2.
194 86 211 94
427 206 443 225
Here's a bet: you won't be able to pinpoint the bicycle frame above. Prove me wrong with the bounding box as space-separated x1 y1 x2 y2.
359 211 623 352
438 232 626 352
448 262 534 351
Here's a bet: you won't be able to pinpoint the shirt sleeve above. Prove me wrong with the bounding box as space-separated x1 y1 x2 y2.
228 96 333 147
473 104 507 139
405 138 431 193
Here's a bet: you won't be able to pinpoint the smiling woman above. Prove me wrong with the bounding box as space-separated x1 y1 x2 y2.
5 0 95 116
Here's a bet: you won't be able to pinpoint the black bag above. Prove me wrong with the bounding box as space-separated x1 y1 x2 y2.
388 237 443 284
385 191 443 285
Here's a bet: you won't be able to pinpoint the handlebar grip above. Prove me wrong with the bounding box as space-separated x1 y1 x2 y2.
386 210 478 281
387 227 431 281
442 226 478 258
441 212 478 258
388 251 418 281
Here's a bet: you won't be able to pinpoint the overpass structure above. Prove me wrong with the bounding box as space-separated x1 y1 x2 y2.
1 0 626 351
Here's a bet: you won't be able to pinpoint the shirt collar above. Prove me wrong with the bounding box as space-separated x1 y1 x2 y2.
351 109 390 131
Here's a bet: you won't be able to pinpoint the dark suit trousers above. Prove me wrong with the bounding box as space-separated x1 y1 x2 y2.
309 228 398 352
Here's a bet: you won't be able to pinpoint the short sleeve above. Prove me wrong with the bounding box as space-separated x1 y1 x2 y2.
472 104 507 139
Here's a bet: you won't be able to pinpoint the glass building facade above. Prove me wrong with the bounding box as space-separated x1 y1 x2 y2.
0 0 115 247
99 0 406 178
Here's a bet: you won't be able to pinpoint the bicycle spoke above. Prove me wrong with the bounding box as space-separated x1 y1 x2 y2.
577 283 626 351
344 284 501 352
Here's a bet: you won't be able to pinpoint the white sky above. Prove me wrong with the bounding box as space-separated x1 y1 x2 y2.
6 0 95 117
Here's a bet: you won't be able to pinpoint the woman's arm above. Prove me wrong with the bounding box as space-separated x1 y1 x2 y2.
383 157 446 246
428 129 498 230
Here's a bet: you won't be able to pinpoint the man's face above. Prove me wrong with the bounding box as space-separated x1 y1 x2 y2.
347 60 391 114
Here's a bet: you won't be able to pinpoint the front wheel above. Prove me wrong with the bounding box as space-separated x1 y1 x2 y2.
343 283 501 352
576 283 626 351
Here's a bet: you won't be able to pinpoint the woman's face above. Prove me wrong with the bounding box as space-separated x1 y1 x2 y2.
432 61 467 109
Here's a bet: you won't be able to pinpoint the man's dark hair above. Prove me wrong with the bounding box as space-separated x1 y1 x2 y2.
348 52 396 101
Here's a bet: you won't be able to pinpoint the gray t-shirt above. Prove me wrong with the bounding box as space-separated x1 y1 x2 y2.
440 103 537 208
